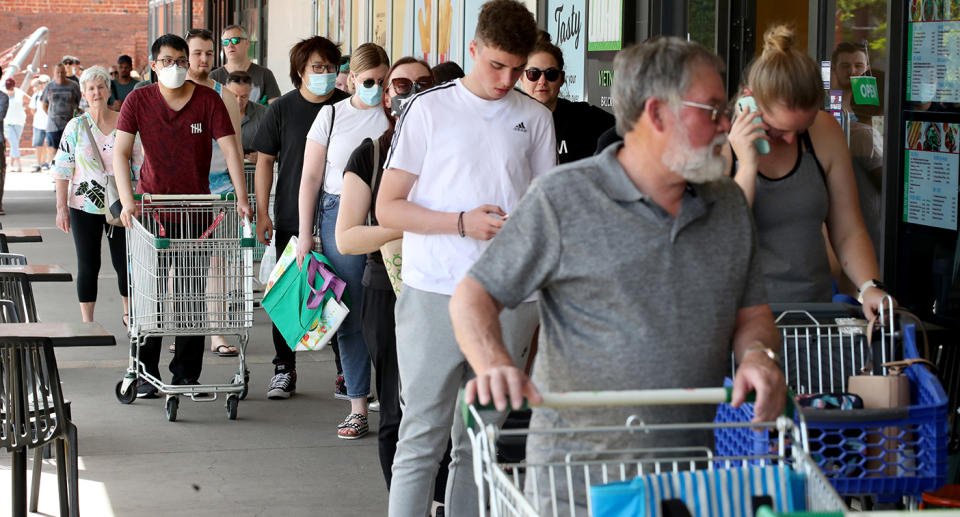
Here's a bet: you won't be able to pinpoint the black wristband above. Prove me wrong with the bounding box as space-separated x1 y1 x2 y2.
457 211 466 238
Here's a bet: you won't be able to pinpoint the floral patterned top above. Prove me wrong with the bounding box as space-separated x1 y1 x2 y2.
52 112 144 214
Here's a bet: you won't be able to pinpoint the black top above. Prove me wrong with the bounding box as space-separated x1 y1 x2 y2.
553 98 615 164
344 136 394 291
252 88 350 232
595 126 622 155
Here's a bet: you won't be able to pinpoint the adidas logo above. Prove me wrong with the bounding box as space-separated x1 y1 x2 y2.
513 121 527 133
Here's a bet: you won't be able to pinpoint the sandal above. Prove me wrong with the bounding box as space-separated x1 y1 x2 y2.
336 413 368 440
213 344 239 357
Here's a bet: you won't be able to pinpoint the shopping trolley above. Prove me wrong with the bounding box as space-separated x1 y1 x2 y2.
466 388 847 517
715 300 949 507
244 163 277 263
114 194 256 421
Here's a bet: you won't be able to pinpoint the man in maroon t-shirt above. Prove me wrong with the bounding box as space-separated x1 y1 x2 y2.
113 34 252 396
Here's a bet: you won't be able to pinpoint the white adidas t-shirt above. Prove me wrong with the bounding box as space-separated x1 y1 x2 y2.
385 79 557 296
307 97 390 195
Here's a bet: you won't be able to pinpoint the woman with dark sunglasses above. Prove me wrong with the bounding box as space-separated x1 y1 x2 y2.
336 56 452 505
519 31 614 164
298 42 391 439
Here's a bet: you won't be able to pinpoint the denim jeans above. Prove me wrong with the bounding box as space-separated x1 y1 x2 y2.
319 192 370 399
3 125 23 158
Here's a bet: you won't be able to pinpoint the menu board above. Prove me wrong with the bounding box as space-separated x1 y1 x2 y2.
548 0 586 101
903 120 960 230
906 0 960 103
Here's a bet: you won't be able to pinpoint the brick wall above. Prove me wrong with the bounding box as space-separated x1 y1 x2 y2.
1 1 149 155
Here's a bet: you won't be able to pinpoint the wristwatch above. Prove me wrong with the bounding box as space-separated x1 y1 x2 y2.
744 346 779 364
857 279 886 304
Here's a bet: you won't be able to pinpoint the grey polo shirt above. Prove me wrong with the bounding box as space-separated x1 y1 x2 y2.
469 142 768 459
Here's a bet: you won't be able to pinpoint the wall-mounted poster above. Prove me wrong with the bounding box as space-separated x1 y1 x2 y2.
393 0 414 63
462 0 484 72
352 0 363 52
373 0 388 49
587 0 621 51
547 0 586 101
413 0 458 64
906 0 960 103
903 120 960 230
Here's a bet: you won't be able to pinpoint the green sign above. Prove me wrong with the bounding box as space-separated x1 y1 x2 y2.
850 76 880 107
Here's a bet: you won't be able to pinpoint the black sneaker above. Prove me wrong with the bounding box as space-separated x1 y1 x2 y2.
136 379 159 399
334 375 348 400
267 367 297 399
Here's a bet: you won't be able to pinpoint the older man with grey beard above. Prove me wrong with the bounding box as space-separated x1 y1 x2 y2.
450 36 786 515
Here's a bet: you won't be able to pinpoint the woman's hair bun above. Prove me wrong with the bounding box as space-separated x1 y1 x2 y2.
762 24 795 55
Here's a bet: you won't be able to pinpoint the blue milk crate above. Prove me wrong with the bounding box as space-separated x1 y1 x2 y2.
715 324 948 502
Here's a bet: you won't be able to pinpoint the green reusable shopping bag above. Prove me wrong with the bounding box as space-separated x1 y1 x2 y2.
261 237 347 350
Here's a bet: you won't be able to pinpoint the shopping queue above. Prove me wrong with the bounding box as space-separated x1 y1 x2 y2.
18 0 899 515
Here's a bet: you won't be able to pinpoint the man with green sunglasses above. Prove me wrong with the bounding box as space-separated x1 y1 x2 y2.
210 24 281 105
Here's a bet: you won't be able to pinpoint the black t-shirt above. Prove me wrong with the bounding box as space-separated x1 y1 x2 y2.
344 136 393 290
553 98 615 164
253 88 350 232
595 126 622 155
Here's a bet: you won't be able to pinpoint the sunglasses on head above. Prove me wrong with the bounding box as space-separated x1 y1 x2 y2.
391 76 435 95
222 37 247 46
524 67 562 82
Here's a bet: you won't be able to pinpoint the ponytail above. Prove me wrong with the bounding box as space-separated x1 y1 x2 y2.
746 24 823 111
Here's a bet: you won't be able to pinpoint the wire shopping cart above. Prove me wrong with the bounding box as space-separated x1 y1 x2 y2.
715 300 949 507
114 194 256 421
466 388 846 517
244 163 277 263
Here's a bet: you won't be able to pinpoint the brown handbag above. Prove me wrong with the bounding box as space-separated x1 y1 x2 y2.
847 306 935 476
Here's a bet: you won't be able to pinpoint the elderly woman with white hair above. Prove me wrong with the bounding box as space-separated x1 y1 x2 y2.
52 65 144 325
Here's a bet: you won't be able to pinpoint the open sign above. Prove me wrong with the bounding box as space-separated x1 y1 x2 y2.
851 76 880 106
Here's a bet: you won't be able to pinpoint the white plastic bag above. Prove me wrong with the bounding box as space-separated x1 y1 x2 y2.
258 235 276 286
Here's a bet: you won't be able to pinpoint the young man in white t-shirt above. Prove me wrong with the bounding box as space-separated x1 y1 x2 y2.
377 1 556 515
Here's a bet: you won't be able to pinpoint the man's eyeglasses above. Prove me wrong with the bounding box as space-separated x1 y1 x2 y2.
110 72 119 77
156 57 189 68
222 37 247 46
680 100 724 122
310 63 337 74
360 78 384 89
391 76 435 96
524 67 562 82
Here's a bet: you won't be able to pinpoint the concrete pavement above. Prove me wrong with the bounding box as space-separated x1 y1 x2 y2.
0 161 390 516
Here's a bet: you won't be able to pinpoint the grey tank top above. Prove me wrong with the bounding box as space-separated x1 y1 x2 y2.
747 132 832 302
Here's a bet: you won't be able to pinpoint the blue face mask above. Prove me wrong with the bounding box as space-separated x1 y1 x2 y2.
357 83 383 106
306 73 336 96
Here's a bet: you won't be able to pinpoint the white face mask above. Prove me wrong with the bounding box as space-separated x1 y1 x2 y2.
157 64 188 89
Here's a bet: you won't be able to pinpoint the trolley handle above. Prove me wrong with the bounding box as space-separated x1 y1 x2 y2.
461 387 797 430
755 507 842 517
134 193 238 201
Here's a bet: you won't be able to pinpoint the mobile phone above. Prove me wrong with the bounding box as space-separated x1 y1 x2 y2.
736 96 770 155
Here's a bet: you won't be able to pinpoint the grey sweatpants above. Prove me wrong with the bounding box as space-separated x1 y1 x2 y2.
388 285 538 517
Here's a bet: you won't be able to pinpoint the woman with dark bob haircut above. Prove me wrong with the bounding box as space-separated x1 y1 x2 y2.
254 35 351 401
